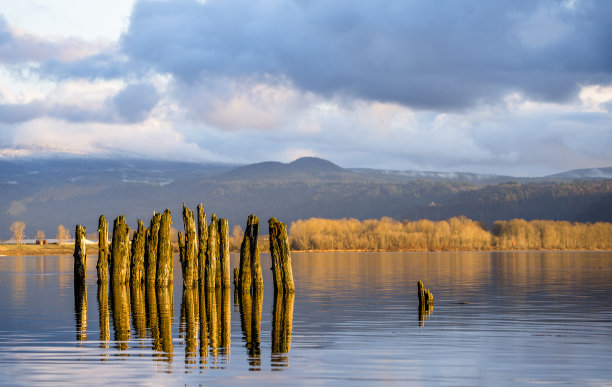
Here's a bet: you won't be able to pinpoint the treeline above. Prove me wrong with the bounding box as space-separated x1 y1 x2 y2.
288 216 612 251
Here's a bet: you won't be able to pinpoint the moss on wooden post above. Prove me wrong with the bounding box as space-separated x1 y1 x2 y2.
97 215 109 284
197 204 208 285
130 219 146 285
205 214 218 290
156 209 173 287
73 224 87 282
145 212 161 284
110 215 130 284
181 204 198 287
218 218 231 288
269 218 295 293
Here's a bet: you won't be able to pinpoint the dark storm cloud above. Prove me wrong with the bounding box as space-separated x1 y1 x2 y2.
118 0 612 110
111 82 160 122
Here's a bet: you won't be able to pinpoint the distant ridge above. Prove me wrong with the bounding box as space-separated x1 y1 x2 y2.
216 157 348 180
546 167 612 180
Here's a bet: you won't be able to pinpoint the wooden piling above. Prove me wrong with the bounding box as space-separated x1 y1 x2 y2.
218 218 231 288
417 281 434 307
233 267 240 288
145 212 161 284
197 204 208 284
110 215 130 284
130 219 146 285
238 215 263 292
205 214 218 289
181 204 198 287
156 209 173 287
269 218 295 293
73 224 87 282
97 215 109 284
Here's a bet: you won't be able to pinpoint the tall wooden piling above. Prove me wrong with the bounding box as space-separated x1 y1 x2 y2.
197 204 208 284
269 218 295 293
205 214 218 289
218 218 231 288
145 212 161 284
110 215 130 284
156 209 173 287
97 215 109 284
73 224 87 282
181 204 198 287
238 215 263 292
130 219 146 285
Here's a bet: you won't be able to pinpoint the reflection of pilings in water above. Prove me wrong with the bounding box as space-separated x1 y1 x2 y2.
239 288 262 370
271 291 294 369
97 281 110 349
145 283 161 353
74 278 87 341
111 283 131 350
198 284 209 367
220 287 231 358
181 285 198 368
157 284 174 362
131 282 146 339
418 302 434 327
206 288 219 358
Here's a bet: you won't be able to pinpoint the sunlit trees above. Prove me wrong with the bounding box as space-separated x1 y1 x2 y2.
35 230 45 240
10 221 26 247
57 224 70 245
288 217 612 251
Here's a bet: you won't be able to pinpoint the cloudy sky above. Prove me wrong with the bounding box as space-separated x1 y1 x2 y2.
0 0 611 176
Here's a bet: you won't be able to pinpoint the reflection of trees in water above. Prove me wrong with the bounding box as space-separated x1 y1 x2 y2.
111 283 130 351
238 288 263 371
271 291 294 369
74 278 87 342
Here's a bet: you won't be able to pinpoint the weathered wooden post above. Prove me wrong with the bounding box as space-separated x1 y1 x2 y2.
181 204 198 287
130 219 146 285
145 212 161 284
205 214 218 289
417 281 434 307
269 218 295 293
73 224 87 282
97 215 109 284
238 215 264 292
197 204 208 285
218 218 231 288
110 215 130 284
156 209 173 287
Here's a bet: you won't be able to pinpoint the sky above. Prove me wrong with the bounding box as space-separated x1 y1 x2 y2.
0 0 611 176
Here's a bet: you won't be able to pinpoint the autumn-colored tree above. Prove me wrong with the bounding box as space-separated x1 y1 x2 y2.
57 224 70 245
10 221 26 247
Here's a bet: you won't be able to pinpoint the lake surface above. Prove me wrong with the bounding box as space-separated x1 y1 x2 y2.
1 251 611 386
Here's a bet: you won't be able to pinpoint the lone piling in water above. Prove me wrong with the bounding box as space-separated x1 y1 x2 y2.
73 224 87 283
269 218 295 293
417 281 434 307
97 215 108 284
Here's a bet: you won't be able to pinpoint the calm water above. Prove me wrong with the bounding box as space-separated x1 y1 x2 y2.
0 251 611 386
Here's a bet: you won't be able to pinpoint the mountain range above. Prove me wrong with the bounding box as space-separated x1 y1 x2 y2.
1 156 611 240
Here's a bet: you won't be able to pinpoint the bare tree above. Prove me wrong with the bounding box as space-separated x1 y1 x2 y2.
57 224 70 245
36 230 45 240
10 221 26 247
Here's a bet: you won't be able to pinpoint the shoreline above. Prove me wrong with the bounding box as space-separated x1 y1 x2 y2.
1 243 610 256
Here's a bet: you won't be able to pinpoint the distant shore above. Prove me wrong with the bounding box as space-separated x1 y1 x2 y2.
1 242 609 257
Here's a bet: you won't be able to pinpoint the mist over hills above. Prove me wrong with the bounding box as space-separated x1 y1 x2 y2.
1 156 610 240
